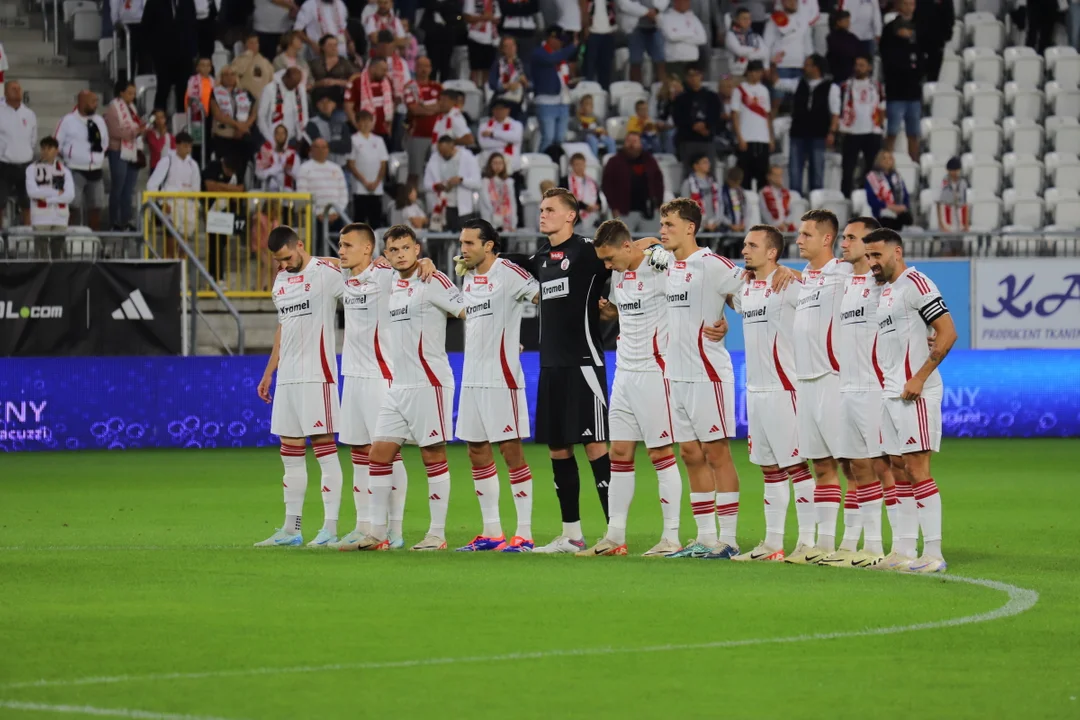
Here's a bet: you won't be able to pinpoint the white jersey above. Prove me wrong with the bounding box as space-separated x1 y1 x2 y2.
794 257 852 380
341 260 396 380
838 271 884 392
385 270 466 389
875 266 948 399
664 249 746 383
612 263 669 374
462 258 539 388
272 257 343 385
737 270 799 392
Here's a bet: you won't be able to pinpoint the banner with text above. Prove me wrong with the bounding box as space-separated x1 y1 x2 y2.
974 258 1080 349
0 261 182 356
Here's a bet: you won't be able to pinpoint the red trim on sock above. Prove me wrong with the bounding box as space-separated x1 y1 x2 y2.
763 469 788 483
652 455 677 471
611 461 636 473
394 452 403 462
471 463 498 480
715 502 739 516
369 462 394 477
350 448 370 464
895 482 914 498
313 442 337 458
691 501 715 515
912 478 940 499
788 464 813 482
814 485 842 505
280 444 306 457
425 461 449 478
509 465 532 483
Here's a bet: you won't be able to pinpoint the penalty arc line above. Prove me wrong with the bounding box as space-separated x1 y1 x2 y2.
0 574 1039 695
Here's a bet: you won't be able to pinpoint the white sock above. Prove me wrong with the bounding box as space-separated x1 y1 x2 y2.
368 461 393 540
859 482 885 555
351 448 370 534
390 455 407 536
654 455 682 543
715 491 739 547
562 521 583 540
425 460 450 538
313 441 341 536
763 469 789 549
472 462 502 538
913 478 943 558
884 484 899 538
509 465 533 539
606 460 636 545
839 489 861 551
690 491 716 546
814 484 841 552
894 481 918 557
280 444 307 534
788 465 816 546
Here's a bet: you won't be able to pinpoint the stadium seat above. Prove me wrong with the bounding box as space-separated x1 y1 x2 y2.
520 153 558 196
963 47 1004 86
571 82 609 120
1004 82 1045 121
1047 83 1080 119
773 116 793 157
894 153 920 195
1046 46 1080 87
1046 153 1080 192
968 191 1003 230
1049 118 1080 154
931 89 964 122
921 153 948 192
1004 46 1044 87
1052 194 1080 229
1003 153 1045 193
1002 116 1044 155
610 81 648 117
972 0 1003 15
938 54 963 89
964 82 1004 119
605 116 628 142
744 190 763 227
850 189 869 218
922 119 961 158
135 74 157 115
965 14 1005 51
557 142 599 176
966 157 1003 194
388 152 408 185
945 20 965 54
654 154 683 201
441 80 484 121
1002 189 1044 228
1045 186 1079 216
962 117 1003 156
919 187 939 230
809 189 849 227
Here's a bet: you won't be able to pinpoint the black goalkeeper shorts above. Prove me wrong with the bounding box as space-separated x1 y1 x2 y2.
533 365 609 447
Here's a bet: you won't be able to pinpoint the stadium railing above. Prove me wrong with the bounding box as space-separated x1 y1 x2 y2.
141 190 314 299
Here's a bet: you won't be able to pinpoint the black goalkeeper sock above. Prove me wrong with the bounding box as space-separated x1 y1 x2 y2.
590 454 611 523
551 457 581 523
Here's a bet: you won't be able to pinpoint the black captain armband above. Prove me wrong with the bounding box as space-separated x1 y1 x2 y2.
919 297 949 324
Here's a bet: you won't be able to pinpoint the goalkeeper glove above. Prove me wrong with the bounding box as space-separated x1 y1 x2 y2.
453 255 469 277
644 244 673 272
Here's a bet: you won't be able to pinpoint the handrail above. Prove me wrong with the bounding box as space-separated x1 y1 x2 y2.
141 200 246 354
319 203 353 257
51 0 59 56
124 23 132 79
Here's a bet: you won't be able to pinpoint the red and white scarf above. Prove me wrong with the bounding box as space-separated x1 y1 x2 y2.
484 118 517 157
498 56 522 88
761 185 791 228
256 141 298 190
470 0 495 39
737 83 769 119
315 0 346 42
186 74 213 114
687 174 720 220
487 177 513 231
840 78 884 132
213 85 252 122
271 79 305 131
544 41 570 91
867 170 897 206
569 173 598 223
360 68 394 120
431 108 461 143
388 53 409 100
430 191 448 231
110 97 141 162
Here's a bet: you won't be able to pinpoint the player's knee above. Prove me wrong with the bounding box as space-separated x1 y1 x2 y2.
497 439 525 467
419 445 447 466
583 442 608 462
702 440 731 468
609 441 635 463
679 443 704 467
646 446 673 466
548 445 573 460
369 441 396 465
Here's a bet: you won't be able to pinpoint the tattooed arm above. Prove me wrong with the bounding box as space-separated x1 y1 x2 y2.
902 313 958 401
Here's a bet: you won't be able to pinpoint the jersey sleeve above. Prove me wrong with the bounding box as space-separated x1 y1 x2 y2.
429 272 466 315
502 259 540 302
319 260 344 298
707 254 746 297
907 272 949 324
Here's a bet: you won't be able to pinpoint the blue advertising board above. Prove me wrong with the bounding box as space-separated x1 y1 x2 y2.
1 349 1076 452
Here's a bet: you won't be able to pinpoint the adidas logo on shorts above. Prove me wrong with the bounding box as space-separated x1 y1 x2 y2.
708 425 720 433
503 425 514 433
429 429 439 438
906 436 918 445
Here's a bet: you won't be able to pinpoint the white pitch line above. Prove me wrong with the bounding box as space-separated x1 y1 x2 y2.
0 700 244 720
0 546 247 552
0 575 1038 693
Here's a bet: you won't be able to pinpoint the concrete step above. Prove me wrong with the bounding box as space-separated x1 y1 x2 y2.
2 49 68 67
0 15 32 28
2 62 87 79
19 76 89 98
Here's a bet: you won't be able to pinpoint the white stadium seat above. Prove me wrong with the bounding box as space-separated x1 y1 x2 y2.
654 153 683 201
609 81 646 113
520 153 558 197
1044 188 1080 227
962 117 1003 156
894 153 920 196
1046 46 1080 87
744 190 763 227
1052 195 1080 229
967 158 1003 194
1003 189 1044 229
605 116 628 142
922 119 961 158
1047 83 1080 119
850 189 869 218
938 54 963 89
963 47 1004 86
1046 153 1080 192
441 79 484 121
1003 153 1045 194
809 189 850 228
1050 119 1080 154
921 153 948 193
964 82 1004 119
966 15 1005 51
968 192 1003 231
1004 46 1045 87
1003 116 1044 155
931 89 964 122
1004 82 1045 122
920 187 939 229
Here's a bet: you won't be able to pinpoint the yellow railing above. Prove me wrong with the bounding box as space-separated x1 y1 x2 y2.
141 191 314 298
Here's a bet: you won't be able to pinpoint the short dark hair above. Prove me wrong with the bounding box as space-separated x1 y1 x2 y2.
267 225 300 252
356 109 374 122
368 56 387 67
833 9 851 20
113 79 134 96
863 228 904 247
40 136 59 149
807 54 828 76
593 219 632 248
437 134 454 145
176 131 194 145
690 152 710 167
340 222 375 246
318 33 337 47
749 224 785 256
660 198 703 235
855 53 873 66
570 152 587 163
847 216 881 232
312 88 336 105
801 208 839 239
376 29 395 44
542 187 579 218
734 6 750 15
726 166 744 184
461 217 501 253
383 224 418 245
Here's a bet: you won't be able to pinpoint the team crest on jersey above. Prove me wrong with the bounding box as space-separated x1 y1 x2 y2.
624 271 636 280
560 258 570 270
863 288 870 298
882 288 892 296
684 273 693 282
765 289 772 297
550 251 564 260
287 275 304 284
347 277 361 286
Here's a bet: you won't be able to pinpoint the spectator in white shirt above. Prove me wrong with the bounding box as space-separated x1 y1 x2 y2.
838 0 881 56
424 136 482 232
25 136 74 259
0 80 37 227
658 0 707 79
363 0 407 54
730 60 773 190
478 100 524 173
347 111 389 228
463 0 502 89
390 180 428 229
764 0 813 97
297 137 349 249
479 152 518 232
253 0 297 61
258 67 309 144
294 0 352 56
147 132 201 255
55 91 109 230
725 8 769 77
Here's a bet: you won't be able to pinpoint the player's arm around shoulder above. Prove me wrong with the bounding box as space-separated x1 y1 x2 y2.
598 296 619 321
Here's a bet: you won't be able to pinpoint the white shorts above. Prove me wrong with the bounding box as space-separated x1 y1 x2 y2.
796 374 842 459
837 390 882 460
880 388 943 456
669 379 736 443
747 389 801 468
609 370 675 448
375 385 454 448
270 381 341 439
339 376 391 446
455 386 531 443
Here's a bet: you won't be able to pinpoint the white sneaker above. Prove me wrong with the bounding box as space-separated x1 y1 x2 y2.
642 538 682 557
306 529 337 547
533 536 586 554
253 529 303 547
330 530 366 549
410 534 447 551
869 551 916 571
907 555 948 573
388 531 405 549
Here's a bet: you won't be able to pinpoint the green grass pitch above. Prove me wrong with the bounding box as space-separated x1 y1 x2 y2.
1 439 1078 719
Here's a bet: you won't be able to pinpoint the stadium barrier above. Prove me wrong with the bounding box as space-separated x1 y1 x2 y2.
141 191 314 298
2 350 1077 451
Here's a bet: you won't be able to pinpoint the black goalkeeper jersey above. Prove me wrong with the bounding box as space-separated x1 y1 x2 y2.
531 233 611 368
